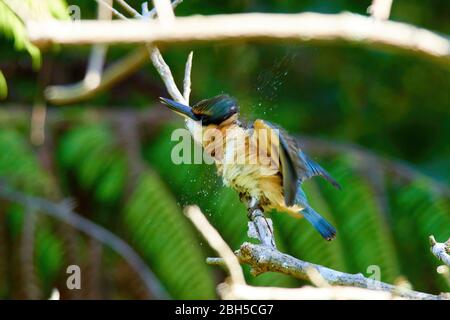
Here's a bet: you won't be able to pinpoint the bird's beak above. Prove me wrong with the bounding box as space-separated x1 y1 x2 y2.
159 97 198 120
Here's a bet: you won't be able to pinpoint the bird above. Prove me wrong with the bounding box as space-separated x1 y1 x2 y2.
159 94 341 240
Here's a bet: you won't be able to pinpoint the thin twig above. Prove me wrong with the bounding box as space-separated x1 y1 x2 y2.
209 242 445 300
152 0 176 24
46 0 186 105
184 206 246 285
46 0 113 104
183 51 193 104
140 1 187 104
430 235 450 267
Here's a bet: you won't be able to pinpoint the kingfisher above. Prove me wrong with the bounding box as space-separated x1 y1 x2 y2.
160 94 340 240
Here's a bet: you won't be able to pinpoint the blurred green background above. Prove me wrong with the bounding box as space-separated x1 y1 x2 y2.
0 0 449 299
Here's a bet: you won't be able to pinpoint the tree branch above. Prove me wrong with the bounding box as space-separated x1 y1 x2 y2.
183 51 193 104
45 0 112 104
430 235 450 267
115 0 141 18
235 242 446 299
208 242 447 300
44 0 184 105
27 12 450 65
188 205 446 300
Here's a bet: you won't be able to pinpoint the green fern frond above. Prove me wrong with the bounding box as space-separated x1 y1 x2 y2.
0 128 65 298
390 178 450 292
0 0 41 68
58 124 126 204
123 171 216 299
272 180 347 272
59 123 216 299
317 156 402 283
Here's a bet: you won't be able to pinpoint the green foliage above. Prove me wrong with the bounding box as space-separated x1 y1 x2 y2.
318 156 401 283
124 172 216 299
35 226 64 293
0 129 55 196
58 123 216 299
389 179 450 292
0 128 64 298
0 0 68 97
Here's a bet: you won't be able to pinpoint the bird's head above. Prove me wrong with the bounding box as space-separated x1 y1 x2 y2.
159 94 239 126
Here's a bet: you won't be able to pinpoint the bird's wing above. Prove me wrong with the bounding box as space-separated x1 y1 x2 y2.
253 120 299 206
297 150 341 189
253 120 341 195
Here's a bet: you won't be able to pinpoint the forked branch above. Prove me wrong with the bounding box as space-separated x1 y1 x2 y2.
186 206 446 300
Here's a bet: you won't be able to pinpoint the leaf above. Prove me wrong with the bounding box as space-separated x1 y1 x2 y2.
389 178 450 292
317 156 401 283
60 123 217 298
0 70 7 99
58 124 126 204
123 171 216 299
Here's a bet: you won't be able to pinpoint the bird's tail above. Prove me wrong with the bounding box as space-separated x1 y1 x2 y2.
301 206 336 241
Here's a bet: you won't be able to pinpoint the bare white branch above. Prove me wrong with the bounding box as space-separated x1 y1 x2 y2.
0 183 169 299
27 13 450 65
183 51 193 104
45 47 149 104
148 45 186 103
190 206 445 300
152 0 176 25
368 0 393 20
45 0 185 104
184 206 246 285
115 0 141 17
430 235 450 267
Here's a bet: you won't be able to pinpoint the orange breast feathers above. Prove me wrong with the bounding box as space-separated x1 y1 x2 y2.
200 118 304 218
